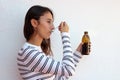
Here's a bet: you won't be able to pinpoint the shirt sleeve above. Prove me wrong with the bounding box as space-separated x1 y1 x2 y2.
73 51 82 67
54 51 83 80
17 32 75 77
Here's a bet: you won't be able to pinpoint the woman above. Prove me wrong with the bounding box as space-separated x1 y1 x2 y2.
17 5 89 80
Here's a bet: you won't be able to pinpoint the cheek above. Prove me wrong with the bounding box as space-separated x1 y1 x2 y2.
37 25 50 39
39 22 48 30
37 27 45 35
38 24 48 33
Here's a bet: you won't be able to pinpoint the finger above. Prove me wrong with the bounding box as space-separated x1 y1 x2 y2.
58 27 61 31
58 22 63 31
89 50 91 53
61 22 64 27
59 22 62 28
89 46 91 52
64 22 68 26
76 42 83 51
78 42 82 48
89 47 91 51
89 42 91 44
63 21 65 26
88 44 91 47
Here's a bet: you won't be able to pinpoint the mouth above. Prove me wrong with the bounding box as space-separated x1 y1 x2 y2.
49 31 53 34
50 30 54 33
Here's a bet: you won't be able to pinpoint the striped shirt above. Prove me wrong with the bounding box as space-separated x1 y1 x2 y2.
17 32 82 80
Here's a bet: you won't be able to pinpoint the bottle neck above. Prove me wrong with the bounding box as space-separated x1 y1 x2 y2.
82 34 90 43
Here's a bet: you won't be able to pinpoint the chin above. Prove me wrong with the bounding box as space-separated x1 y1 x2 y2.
46 37 50 39
44 34 51 39
45 36 50 39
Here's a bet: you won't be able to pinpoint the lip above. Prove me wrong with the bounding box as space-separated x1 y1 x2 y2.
50 30 53 33
49 31 52 34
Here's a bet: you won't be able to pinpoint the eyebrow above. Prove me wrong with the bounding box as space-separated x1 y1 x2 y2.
40 17 54 22
46 18 54 22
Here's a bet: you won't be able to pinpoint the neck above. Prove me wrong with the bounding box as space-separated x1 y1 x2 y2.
28 33 43 46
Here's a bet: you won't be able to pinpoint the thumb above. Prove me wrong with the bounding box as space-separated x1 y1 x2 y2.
76 42 83 52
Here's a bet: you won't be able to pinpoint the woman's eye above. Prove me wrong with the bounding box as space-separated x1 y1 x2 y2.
47 20 53 26
47 21 51 23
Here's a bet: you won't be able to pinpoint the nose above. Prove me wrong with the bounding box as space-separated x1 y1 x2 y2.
51 24 55 30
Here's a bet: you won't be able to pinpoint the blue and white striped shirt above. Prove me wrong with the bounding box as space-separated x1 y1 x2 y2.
17 32 82 80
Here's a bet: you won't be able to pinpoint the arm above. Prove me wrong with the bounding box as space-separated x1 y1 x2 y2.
73 41 91 66
17 32 75 77
73 51 82 67
54 44 83 80
73 42 83 67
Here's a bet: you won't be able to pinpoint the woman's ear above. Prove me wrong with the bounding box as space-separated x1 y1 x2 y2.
31 19 38 29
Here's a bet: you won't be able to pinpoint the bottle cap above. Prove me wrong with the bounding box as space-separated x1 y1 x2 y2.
84 31 88 34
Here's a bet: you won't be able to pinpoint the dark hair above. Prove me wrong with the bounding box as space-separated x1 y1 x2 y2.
24 5 53 55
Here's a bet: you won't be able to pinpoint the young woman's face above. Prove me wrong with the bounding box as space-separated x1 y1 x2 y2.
35 12 54 39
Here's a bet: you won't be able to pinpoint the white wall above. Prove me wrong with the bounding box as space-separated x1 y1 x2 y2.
0 0 120 80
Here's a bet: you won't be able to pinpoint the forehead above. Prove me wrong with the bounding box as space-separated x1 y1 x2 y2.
40 12 53 20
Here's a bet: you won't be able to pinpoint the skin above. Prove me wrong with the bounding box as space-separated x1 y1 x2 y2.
28 12 69 47
28 12 54 46
28 11 89 53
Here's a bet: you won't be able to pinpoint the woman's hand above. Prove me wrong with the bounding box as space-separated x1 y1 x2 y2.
58 22 69 32
76 42 91 55
76 42 83 53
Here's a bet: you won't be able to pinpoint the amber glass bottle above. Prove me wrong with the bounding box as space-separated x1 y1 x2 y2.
81 31 90 55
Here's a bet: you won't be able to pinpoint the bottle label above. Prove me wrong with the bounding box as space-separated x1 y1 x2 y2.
82 43 89 55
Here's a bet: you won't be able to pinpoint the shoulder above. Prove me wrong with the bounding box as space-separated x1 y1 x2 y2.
18 42 43 56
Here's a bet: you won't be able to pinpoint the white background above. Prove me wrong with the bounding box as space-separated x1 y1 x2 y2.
0 0 120 80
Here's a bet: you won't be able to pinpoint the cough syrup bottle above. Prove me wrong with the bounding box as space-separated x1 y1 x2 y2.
81 31 90 55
